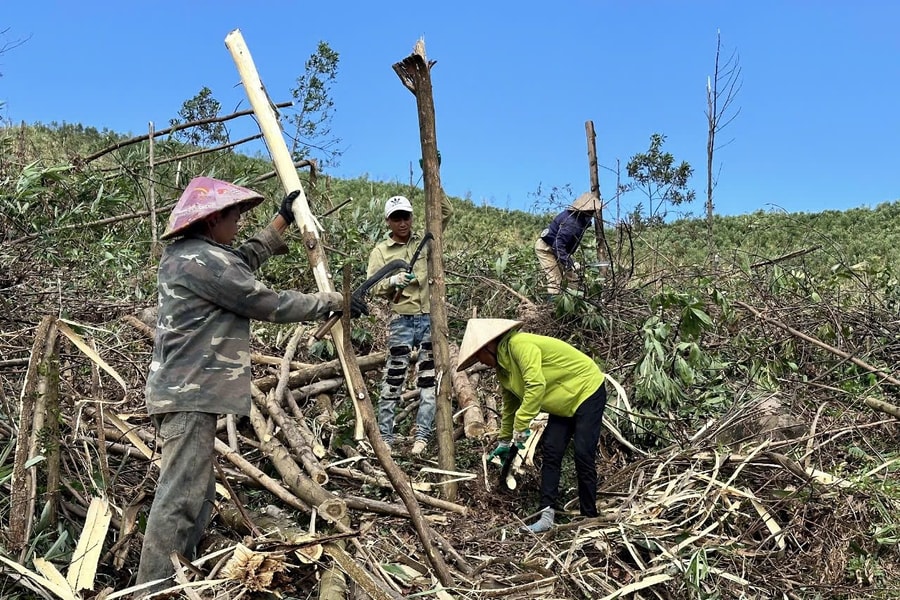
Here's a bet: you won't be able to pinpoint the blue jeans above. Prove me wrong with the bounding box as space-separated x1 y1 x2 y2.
136 411 217 592
378 314 436 444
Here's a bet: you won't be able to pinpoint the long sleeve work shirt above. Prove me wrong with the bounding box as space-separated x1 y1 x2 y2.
146 225 341 416
540 209 592 270
496 331 606 439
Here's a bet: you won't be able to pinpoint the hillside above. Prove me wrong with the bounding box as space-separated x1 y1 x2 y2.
2 122 900 599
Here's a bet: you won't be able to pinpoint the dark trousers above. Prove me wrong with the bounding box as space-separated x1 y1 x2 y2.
539 384 607 517
136 411 217 592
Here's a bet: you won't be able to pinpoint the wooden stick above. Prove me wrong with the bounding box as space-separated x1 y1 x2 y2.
8 315 55 555
214 438 310 512
225 29 367 440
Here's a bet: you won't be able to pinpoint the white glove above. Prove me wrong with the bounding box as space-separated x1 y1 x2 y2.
389 272 416 289
572 260 581 271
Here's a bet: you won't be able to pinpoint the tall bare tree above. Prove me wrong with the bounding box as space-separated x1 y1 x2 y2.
705 30 742 253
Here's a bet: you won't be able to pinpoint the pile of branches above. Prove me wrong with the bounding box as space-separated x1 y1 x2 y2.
0 305 898 599
3 237 900 599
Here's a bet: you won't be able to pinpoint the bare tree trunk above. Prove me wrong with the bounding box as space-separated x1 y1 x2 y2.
585 120 611 278
392 39 458 502
705 29 742 258
226 29 368 440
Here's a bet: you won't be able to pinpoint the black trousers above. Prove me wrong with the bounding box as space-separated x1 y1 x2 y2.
539 384 607 517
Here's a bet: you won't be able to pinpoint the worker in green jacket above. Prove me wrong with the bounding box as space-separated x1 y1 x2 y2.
457 319 607 533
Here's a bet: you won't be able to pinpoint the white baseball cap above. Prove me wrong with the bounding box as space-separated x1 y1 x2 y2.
384 195 413 218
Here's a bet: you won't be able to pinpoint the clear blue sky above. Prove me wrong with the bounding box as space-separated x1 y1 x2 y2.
2 1 898 219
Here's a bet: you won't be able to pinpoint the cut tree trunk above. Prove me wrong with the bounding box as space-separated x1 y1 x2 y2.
392 38 458 502
252 384 328 485
449 344 486 438
248 404 346 523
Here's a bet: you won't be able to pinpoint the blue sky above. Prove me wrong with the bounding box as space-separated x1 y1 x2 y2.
2 1 898 219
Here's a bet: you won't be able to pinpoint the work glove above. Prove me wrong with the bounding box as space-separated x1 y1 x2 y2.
349 296 369 318
488 441 511 462
389 272 416 289
512 429 531 445
277 190 302 224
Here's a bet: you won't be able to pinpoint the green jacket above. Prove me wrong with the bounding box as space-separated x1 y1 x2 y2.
497 331 605 439
366 193 453 315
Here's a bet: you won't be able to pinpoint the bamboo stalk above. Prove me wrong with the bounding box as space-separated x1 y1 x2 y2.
8 315 55 555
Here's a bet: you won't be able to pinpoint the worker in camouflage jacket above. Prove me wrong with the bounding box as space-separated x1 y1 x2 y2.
136 177 367 594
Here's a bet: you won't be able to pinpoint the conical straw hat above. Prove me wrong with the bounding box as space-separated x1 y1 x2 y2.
568 192 601 213
456 318 523 372
161 176 265 240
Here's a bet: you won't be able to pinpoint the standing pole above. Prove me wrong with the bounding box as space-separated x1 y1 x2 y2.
585 120 611 277
393 41 457 501
148 121 159 258
224 29 365 440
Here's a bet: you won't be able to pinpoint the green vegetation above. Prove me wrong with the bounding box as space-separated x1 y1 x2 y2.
2 120 900 598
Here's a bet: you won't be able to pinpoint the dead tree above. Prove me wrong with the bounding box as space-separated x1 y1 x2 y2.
705 29 742 254
392 38 458 502
585 120 614 279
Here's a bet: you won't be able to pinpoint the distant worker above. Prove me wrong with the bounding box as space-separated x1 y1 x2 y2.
136 177 367 595
456 318 608 533
366 191 452 455
534 192 600 296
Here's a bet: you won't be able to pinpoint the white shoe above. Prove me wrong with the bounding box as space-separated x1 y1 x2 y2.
411 440 427 455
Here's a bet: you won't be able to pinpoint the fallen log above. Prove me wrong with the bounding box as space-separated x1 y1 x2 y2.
253 351 387 393
248 404 346 523
449 344 486 438
8 315 56 556
252 384 327 485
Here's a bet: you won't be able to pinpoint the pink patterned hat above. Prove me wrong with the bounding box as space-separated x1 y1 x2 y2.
161 177 265 239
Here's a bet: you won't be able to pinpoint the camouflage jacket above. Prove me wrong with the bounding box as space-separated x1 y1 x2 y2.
145 224 341 416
